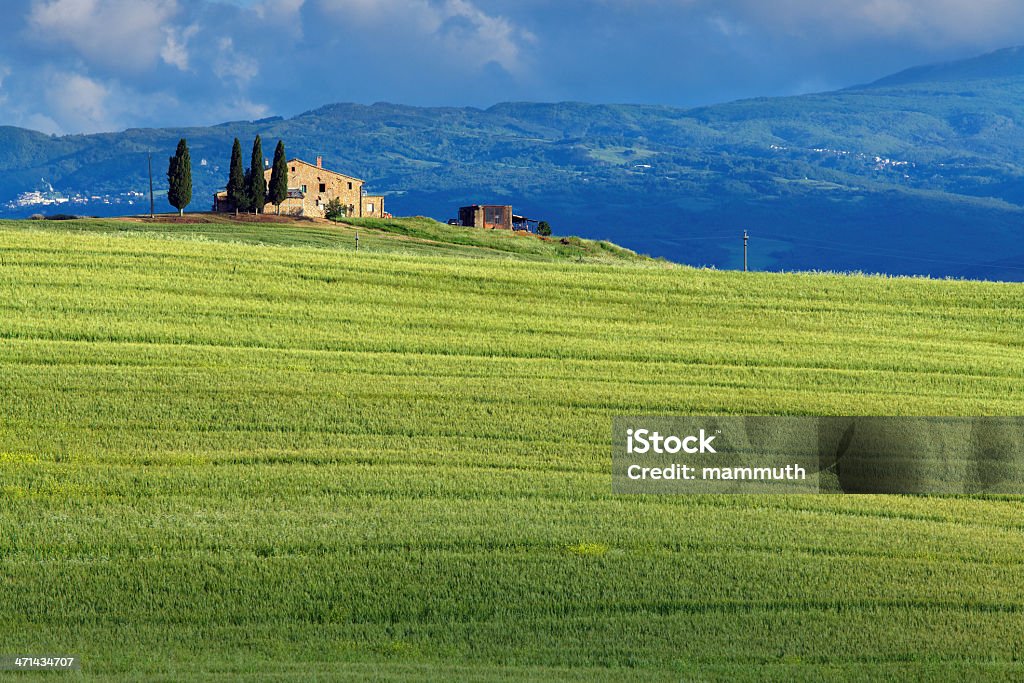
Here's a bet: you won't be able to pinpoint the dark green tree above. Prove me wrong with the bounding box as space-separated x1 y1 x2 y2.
226 138 247 216
268 140 288 215
324 197 346 221
537 220 552 236
166 138 192 217
247 135 266 214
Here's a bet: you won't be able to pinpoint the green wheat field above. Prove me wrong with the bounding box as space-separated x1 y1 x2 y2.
1 217 1023 681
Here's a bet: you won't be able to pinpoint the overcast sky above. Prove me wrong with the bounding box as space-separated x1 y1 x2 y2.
3 0 1024 135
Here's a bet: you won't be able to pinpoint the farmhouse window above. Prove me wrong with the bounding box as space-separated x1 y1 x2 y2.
291 166 295 172
367 203 374 213
319 183 326 193
348 182 353 190
301 184 307 193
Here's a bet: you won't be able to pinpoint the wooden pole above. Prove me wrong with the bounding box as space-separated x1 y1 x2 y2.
148 154 155 218
743 230 749 272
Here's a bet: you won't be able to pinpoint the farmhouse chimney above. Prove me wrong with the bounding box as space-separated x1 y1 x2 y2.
316 156 323 168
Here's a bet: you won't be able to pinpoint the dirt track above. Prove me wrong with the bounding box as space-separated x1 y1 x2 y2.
117 212 331 225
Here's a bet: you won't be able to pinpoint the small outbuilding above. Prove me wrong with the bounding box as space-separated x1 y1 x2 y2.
458 205 513 230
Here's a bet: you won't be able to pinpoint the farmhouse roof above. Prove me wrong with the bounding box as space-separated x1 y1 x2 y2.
281 158 364 183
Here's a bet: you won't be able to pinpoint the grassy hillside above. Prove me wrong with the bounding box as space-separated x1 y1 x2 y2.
1 221 1023 680
0 215 650 264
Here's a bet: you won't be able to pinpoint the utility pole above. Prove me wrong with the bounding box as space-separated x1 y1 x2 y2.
147 153 155 218
743 230 749 272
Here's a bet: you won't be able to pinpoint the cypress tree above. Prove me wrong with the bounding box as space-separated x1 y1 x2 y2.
268 140 288 215
226 138 246 216
242 167 253 214
247 135 266 214
166 138 192 217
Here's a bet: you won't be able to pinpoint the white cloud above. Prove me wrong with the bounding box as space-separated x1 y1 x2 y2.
44 71 117 133
709 15 747 38
209 97 270 122
161 24 199 71
0 65 9 110
28 0 180 72
316 0 534 75
11 3 274 134
24 113 62 136
8 0 1024 136
709 0 1024 46
213 37 259 86
255 0 305 20
253 0 305 38
439 0 534 75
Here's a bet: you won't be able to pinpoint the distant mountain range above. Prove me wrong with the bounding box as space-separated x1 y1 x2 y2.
5 46 1024 279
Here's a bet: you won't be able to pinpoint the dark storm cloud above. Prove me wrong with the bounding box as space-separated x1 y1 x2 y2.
2 0 1024 134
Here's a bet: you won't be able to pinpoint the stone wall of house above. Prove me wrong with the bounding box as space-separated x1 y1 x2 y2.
363 195 385 218
272 198 305 216
263 159 364 218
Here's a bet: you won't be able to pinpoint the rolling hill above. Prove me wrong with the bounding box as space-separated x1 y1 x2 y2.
1 218 1023 679
0 214 650 264
5 47 1024 278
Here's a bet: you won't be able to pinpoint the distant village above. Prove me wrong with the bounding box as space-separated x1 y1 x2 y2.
5 184 146 211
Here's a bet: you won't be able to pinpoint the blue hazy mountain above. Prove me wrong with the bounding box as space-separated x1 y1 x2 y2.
4 47 1024 280
862 45 1024 88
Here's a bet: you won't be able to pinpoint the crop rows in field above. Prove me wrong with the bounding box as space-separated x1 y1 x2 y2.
1 227 1023 680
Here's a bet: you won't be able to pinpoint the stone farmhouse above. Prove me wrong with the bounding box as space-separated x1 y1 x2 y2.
213 156 386 218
